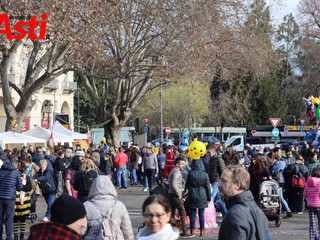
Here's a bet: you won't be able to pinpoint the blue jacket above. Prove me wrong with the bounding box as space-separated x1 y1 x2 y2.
34 168 56 195
0 162 22 200
33 154 44 167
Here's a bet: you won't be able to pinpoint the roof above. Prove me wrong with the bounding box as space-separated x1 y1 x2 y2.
49 121 87 140
22 126 74 145
0 131 46 148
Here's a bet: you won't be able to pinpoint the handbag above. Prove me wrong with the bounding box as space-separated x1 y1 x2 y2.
291 175 305 188
291 164 305 188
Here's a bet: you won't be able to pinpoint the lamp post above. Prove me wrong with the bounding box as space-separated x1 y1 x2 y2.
44 100 53 129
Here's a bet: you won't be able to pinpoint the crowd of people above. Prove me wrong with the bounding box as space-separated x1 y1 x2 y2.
0 138 319 239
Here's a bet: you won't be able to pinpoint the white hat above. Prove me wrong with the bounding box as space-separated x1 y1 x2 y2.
75 150 85 156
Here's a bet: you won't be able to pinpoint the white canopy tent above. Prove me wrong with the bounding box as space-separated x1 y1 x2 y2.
22 126 74 146
49 121 87 140
0 131 47 148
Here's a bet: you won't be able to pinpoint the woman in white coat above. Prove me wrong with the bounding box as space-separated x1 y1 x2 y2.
83 175 134 240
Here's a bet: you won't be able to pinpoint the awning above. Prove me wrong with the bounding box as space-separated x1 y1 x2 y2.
252 131 273 137
280 132 306 137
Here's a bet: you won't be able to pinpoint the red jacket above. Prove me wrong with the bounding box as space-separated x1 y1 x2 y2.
27 222 80 240
114 152 128 168
163 151 176 182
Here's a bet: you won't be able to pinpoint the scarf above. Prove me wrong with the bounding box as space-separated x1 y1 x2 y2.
136 223 180 240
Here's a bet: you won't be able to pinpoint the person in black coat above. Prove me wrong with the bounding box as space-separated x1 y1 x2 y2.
33 159 56 222
74 159 99 203
284 155 309 213
185 159 211 236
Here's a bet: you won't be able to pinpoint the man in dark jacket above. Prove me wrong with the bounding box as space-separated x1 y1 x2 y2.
207 145 227 216
218 165 269 240
0 157 22 240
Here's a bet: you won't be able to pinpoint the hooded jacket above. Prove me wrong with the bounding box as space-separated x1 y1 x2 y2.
304 177 320 207
83 175 134 240
184 159 211 209
0 162 22 200
218 191 269 240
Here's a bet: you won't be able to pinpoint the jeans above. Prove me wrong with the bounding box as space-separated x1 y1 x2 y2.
211 182 228 216
131 169 137 183
145 169 155 191
0 199 15 240
44 194 55 218
116 165 127 188
279 187 291 213
190 208 205 230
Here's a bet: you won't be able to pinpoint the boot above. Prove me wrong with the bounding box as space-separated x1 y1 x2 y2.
190 229 195 235
20 233 25 240
200 229 206 236
14 235 18 240
283 212 292 219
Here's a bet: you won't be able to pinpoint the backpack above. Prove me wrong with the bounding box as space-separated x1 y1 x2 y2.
83 171 96 193
89 200 124 240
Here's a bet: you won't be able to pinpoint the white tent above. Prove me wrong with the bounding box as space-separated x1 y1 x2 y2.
0 131 47 148
49 121 87 140
22 126 74 146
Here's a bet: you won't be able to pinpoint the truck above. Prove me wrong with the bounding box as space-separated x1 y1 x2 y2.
225 135 274 153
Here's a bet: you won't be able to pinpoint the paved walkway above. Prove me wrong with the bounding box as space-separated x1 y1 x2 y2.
20 184 310 239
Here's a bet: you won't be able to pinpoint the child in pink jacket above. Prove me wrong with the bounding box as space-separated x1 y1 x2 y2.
304 167 320 240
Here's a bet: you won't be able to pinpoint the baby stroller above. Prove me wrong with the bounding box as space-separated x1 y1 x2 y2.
27 191 38 223
259 180 281 227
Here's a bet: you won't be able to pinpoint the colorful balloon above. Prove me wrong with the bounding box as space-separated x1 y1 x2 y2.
186 138 207 160
316 105 320 119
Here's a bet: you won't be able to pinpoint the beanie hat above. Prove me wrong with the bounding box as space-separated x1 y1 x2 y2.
75 150 85 156
51 194 86 225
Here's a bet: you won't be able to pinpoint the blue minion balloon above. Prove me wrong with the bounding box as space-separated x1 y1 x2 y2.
179 130 189 152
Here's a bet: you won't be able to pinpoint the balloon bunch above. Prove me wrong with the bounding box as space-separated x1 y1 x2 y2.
178 130 189 152
303 96 320 121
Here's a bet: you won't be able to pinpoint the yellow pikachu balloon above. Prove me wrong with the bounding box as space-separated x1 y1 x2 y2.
186 138 207 160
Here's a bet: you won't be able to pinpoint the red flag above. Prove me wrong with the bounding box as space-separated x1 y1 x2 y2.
87 126 91 144
68 122 72 131
49 131 54 149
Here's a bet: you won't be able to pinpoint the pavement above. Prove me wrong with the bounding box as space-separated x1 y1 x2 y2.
18 184 310 239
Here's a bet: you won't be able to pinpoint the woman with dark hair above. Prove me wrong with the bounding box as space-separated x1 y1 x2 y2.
248 154 272 204
65 156 81 198
136 194 179 240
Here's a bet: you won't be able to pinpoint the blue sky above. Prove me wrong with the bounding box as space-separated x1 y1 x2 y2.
268 0 300 23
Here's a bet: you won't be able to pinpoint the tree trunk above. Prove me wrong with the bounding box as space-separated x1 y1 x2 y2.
104 122 121 147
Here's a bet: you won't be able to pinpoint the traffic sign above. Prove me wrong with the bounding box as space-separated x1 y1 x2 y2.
300 126 305 131
271 136 280 141
270 118 281 128
299 119 305 125
251 129 256 134
272 128 279 136
165 127 171 135
143 126 149 132
144 117 149 125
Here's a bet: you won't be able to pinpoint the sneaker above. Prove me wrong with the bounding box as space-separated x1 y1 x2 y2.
116 187 120 190
181 233 195 238
42 216 49 222
297 212 303 214
283 212 293 219
143 187 148 192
